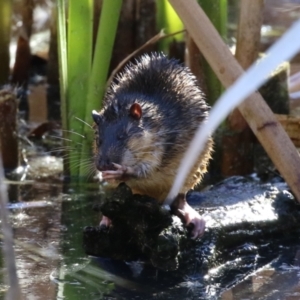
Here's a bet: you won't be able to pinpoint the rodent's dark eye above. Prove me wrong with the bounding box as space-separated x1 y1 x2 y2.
129 103 142 120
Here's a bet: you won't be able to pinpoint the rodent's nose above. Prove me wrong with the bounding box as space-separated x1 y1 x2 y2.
96 158 113 171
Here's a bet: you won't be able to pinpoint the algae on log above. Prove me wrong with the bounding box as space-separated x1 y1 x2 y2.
83 177 300 272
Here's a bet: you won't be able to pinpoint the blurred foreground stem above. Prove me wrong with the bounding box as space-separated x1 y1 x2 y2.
0 0 12 85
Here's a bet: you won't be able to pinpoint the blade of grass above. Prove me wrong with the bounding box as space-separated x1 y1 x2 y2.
156 0 184 52
67 0 93 177
198 0 227 104
56 0 68 135
57 0 69 176
79 0 122 177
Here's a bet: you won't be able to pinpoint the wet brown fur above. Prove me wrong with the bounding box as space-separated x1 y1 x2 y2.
93 53 213 202
124 134 213 202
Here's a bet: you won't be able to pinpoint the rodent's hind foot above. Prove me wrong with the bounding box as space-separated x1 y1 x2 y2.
101 163 135 181
181 209 206 239
171 193 206 239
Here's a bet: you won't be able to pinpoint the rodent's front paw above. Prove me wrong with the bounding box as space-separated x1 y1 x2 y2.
101 163 134 181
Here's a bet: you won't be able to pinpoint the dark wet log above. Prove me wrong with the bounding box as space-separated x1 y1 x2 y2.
47 5 60 121
0 87 19 171
185 35 207 91
109 0 135 72
21 0 34 38
134 0 156 51
11 34 31 87
260 62 289 115
109 0 156 73
83 177 300 273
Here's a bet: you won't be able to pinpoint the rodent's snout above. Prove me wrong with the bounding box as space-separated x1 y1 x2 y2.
96 158 116 172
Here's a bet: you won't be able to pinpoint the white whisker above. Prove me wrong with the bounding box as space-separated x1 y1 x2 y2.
74 117 93 129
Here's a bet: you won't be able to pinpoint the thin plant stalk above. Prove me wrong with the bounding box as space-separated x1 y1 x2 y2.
56 0 68 134
166 0 300 202
56 0 70 175
79 0 122 176
0 157 22 300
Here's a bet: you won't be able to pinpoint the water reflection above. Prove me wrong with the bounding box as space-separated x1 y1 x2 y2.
8 181 62 299
2 178 300 299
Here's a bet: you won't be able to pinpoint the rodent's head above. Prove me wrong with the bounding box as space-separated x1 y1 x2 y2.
92 101 161 176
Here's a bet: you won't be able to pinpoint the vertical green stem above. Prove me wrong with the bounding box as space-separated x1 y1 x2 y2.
87 0 122 111
79 0 122 176
198 0 227 104
67 0 93 177
57 0 68 133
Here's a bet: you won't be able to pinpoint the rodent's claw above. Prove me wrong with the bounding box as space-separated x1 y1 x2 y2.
102 170 124 180
101 163 135 181
112 163 135 175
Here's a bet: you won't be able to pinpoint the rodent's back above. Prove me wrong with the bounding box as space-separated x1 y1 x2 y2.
96 53 212 200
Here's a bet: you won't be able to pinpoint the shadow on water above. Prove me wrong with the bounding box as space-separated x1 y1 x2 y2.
3 170 300 300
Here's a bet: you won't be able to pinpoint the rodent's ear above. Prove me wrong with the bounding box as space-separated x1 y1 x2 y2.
92 110 101 124
129 103 142 120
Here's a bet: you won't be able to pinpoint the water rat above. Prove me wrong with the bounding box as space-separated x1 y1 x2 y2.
92 53 213 239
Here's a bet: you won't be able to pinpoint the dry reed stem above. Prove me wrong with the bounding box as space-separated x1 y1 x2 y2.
235 0 264 69
229 0 264 131
169 0 300 201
